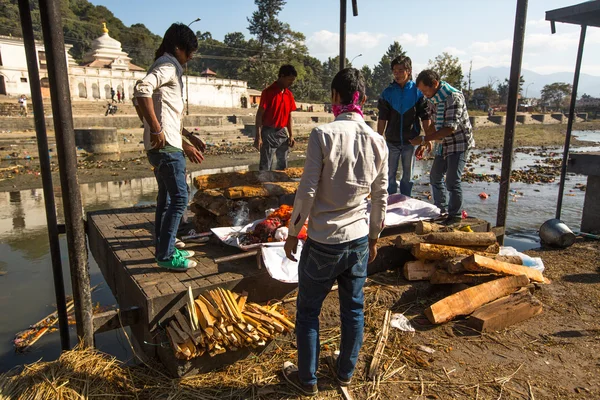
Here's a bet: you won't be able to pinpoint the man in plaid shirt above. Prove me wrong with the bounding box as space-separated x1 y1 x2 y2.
411 69 474 224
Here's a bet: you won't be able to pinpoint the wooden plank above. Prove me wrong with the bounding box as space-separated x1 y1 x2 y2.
423 231 497 246
403 260 438 281
467 288 543 332
462 254 548 283
424 275 529 324
92 307 142 334
412 243 496 261
430 270 500 285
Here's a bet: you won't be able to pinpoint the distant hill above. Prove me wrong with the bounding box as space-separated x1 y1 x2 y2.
469 66 600 99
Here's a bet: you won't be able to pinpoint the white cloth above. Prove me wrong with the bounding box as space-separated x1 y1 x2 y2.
213 196 439 283
288 112 389 244
134 53 184 151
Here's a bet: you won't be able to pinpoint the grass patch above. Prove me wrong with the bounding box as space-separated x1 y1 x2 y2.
473 121 600 148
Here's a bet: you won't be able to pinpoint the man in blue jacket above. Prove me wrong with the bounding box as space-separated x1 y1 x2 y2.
377 56 431 196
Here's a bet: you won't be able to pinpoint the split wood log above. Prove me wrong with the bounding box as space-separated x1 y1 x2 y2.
403 260 438 281
467 287 543 332
367 310 391 380
167 321 186 343
174 311 200 346
395 233 424 248
412 243 496 261
424 275 530 324
462 254 548 284
193 168 304 190
187 286 199 331
247 303 295 330
415 221 449 235
422 231 497 246
445 255 523 274
224 181 299 199
194 299 216 329
430 270 500 285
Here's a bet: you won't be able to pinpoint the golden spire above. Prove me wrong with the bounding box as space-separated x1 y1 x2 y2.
102 22 108 34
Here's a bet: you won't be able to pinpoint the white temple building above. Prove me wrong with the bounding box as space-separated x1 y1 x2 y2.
0 23 249 108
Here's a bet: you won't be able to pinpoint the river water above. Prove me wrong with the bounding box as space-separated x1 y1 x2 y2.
0 131 598 372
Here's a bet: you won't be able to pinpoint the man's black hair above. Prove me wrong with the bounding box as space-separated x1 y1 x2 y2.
331 68 366 105
391 55 412 71
278 64 298 78
416 69 440 87
155 23 199 61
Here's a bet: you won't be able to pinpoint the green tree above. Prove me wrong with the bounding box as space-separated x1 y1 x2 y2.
372 41 406 96
472 85 499 108
496 76 525 104
247 0 286 58
541 82 572 110
428 52 463 89
360 65 375 99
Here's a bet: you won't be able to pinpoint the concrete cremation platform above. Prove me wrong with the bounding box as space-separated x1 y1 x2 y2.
568 152 600 234
86 207 295 376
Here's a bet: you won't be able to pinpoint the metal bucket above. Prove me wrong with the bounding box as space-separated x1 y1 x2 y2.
539 219 576 248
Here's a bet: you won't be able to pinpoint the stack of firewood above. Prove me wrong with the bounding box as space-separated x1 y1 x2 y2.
397 221 548 332
166 287 295 360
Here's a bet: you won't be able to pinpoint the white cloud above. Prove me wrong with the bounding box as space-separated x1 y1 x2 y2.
527 18 550 28
395 33 429 47
470 39 512 54
305 30 386 56
443 46 467 56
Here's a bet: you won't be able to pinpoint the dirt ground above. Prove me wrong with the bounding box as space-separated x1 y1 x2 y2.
281 238 600 400
1 239 598 399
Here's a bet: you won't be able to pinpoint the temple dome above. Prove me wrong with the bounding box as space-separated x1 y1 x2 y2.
81 23 144 71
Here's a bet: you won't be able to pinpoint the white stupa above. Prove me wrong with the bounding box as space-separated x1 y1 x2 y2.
81 23 144 71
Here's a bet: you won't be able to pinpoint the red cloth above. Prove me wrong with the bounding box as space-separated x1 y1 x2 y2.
259 82 296 129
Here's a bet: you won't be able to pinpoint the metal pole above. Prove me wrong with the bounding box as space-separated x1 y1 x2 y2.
339 0 347 71
38 0 94 347
496 0 528 240
17 0 70 351
556 25 587 220
186 66 189 116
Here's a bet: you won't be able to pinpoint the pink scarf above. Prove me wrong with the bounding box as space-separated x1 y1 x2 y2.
332 91 364 118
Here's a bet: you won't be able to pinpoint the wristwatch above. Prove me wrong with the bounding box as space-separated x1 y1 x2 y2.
421 136 425 145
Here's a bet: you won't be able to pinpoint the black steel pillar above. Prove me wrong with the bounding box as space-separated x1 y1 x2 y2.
38 0 94 347
556 25 587 219
17 0 70 351
339 0 347 71
496 0 528 241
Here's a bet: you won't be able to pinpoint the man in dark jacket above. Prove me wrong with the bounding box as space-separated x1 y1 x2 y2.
377 56 431 196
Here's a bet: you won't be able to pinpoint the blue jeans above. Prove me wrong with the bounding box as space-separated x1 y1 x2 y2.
387 142 416 196
147 151 188 261
259 127 289 171
296 236 369 386
430 151 468 218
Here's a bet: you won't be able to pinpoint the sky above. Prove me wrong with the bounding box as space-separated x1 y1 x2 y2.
88 0 600 77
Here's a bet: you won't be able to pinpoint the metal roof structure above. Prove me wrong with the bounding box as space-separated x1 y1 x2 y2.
546 1 600 30
545 1 600 220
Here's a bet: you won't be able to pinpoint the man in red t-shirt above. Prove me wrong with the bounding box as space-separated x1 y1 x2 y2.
254 65 297 170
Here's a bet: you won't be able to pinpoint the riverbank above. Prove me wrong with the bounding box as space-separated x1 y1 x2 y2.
1 239 598 399
0 122 598 192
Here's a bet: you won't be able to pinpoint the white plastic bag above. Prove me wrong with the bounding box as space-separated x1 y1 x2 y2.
390 313 415 332
499 246 545 273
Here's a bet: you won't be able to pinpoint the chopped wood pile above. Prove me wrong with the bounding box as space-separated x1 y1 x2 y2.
166 287 295 360
397 221 548 332
190 168 303 231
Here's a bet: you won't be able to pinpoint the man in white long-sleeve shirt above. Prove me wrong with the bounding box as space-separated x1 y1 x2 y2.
282 68 388 397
